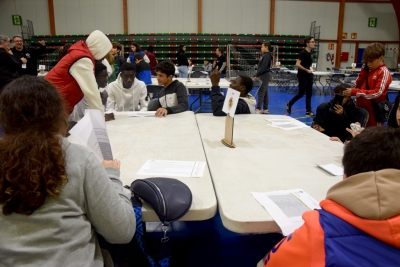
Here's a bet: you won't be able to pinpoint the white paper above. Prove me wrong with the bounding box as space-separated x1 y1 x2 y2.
137 160 206 178
69 109 113 162
318 164 344 176
38 64 45 70
266 118 308 130
127 111 156 117
22 64 26 69
252 189 320 236
222 88 240 117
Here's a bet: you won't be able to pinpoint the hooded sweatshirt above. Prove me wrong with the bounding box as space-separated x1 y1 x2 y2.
46 30 111 116
262 169 400 267
106 75 148 112
211 86 256 116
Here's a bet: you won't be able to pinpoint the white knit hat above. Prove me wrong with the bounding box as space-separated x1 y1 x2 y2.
86 30 112 60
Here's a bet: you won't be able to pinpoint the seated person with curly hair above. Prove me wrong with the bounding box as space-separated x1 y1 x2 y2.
0 76 135 266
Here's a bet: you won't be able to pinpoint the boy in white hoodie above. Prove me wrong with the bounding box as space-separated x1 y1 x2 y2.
106 63 148 112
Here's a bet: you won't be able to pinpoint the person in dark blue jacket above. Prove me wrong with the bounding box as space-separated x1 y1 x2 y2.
134 53 152 85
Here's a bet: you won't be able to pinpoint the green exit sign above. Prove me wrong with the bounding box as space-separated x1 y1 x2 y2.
12 15 22 25
368 17 377 28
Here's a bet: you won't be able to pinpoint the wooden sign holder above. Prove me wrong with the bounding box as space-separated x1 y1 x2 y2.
221 114 236 148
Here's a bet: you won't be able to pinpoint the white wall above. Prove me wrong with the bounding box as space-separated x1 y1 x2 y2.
275 1 339 39
343 3 398 41
202 0 270 34
54 0 124 35
0 0 49 38
128 0 197 33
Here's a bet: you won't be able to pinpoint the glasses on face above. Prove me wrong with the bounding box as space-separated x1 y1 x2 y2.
14 40 23 43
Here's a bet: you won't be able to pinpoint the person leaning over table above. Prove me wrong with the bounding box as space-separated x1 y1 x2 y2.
0 76 135 267
210 70 256 116
0 35 20 92
148 60 188 117
258 126 400 267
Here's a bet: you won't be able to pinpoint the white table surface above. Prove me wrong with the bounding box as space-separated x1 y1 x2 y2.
287 70 331 76
389 81 400 91
195 114 344 233
151 78 231 89
106 111 217 221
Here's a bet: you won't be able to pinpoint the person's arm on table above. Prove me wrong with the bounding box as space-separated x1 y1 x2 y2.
70 57 105 115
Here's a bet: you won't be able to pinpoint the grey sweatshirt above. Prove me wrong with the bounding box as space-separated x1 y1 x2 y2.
158 80 188 114
0 138 136 267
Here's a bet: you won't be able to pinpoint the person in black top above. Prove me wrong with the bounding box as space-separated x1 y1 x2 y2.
213 47 226 78
11 35 46 76
0 35 20 92
286 36 315 116
254 42 273 114
177 45 189 78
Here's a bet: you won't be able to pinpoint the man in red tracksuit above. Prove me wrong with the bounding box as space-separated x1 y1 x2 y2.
343 42 391 127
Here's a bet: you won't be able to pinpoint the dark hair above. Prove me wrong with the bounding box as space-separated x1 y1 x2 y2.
262 42 272 51
112 42 122 51
387 95 400 128
155 61 175 77
95 63 107 77
217 47 224 54
134 52 144 61
178 44 186 53
333 84 352 95
238 75 254 94
58 43 72 61
362 42 385 63
120 62 136 73
131 42 142 52
147 45 154 53
342 127 400 177
304 36 314 45
0 76 68 215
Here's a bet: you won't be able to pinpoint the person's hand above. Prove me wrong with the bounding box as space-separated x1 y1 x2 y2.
21 57 27 64
329 137 343 143
346 122 364 137
210 69 220 86
334 104 344 116
39 40 46 46
307 69 312 74
105 112 115 121
254 77 258 81
342 89 352 97
102 159 121 170
155 108 168 117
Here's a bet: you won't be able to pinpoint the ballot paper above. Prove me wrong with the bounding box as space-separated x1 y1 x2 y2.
69 109 113 162
222 88 240 117
318 164 344 176
127 111 156 117
266 118 309 130
252 189 320 236
137 160 206 178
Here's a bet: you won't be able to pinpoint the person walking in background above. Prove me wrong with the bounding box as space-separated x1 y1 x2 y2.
286 36 315 117
127 42 149 65
213 47 227 78
254 42 273 114
177 44 189 78
11 34 46 76
145 45 158 75
0 35 20 92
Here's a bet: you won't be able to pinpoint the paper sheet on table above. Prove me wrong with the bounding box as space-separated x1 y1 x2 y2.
69 109 113 162
137 160 206 178
127 111 156 117
266 118 308 130
252 189 320 236
222 88 240 117
318 164 344 176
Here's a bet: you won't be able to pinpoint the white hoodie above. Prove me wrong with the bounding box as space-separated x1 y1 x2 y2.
107 75 148 112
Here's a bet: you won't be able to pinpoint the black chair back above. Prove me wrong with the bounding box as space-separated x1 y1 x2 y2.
146 85 163 99
190 71 203 78
192 66 203 72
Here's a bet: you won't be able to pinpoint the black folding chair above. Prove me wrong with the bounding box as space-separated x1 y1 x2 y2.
146 85 163 100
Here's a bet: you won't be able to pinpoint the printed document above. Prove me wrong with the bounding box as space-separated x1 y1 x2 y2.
252 189 320 236
137 160 206 178
127 111 156 117
266 118 308 130
318 164 344 176
69 109 113 162
222 88 240 117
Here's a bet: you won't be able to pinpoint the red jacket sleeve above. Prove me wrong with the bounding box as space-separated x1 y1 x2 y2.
351 68 391 100
263 210 325 267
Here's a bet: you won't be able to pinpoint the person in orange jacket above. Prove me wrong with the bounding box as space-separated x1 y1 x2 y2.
343 42 392 127
259 126 400 267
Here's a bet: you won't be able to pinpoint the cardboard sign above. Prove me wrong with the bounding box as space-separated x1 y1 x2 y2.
222 88 240 118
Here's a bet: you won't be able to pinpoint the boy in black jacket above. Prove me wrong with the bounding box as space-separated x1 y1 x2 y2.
254 42 273 114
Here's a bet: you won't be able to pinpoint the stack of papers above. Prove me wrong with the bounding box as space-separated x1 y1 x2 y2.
127 111 156 117
266 118 309 130
137 160 206 178
252 189 320 236
318 164 344 176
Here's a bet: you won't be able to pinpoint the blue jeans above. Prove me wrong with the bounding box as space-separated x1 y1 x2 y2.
220 73 226 78
178 66 188 78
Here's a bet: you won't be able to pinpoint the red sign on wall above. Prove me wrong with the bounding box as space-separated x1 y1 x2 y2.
328 44 334 50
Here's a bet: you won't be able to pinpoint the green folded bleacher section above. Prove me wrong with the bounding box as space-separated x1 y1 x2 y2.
31 33 309 72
